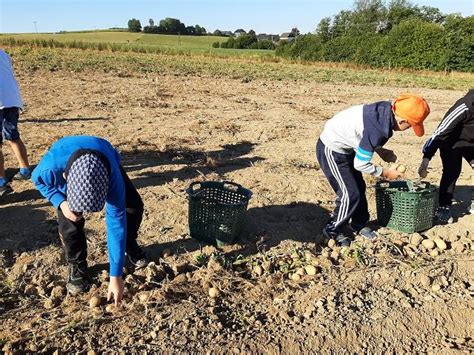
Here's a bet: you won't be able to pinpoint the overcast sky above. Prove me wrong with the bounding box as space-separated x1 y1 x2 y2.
1 0 472 34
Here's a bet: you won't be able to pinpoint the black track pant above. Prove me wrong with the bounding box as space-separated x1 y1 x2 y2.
316 139 370 233
57 167 144 268
439 147 474 207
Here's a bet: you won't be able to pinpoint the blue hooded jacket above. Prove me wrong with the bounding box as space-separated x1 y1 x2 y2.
32 136 127 277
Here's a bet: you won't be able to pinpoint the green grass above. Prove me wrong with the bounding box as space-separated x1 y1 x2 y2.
4 46 472 91
0 31 273 57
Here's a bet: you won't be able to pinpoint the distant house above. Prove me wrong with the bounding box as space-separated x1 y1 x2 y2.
257 33 280 42
280 32 295 42
221 31 234 37
234 29 246 37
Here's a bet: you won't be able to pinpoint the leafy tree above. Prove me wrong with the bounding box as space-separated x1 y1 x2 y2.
316 17 332 42
444 14 474 71
291 27 300 37
213 30 223 36
248 29 256 36
127 18 142 32
185 26 196 35
159 18 186 34
212 41 220 48
149 18 155 27
194 25 206 35
234 33 257 49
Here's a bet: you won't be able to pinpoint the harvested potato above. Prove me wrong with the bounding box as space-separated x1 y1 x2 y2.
421 239 435 250
327 239 336 249
419 274 431 287
396 165 406 173
253 265 264 277
433 238 447 251
208 287 220 299
410 233 423 247
290 273 301 281
296 268 306 276
89 296 101 308
304 265 318 276
105 304 115 313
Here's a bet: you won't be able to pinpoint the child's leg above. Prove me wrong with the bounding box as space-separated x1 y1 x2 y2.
316 140 362 233
439 147 463 207
120 166 145 260
0 109 5 181
350 168 370 230
3 108 29 172
9 139 29 169
57 208 88 269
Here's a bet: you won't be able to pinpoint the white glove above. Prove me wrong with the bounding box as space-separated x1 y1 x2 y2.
418 158 430 178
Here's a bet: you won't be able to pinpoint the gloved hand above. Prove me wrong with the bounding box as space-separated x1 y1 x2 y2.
418 158 430 178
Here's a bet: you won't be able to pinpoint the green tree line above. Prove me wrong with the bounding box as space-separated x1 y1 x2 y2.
276 0 473 72
128 17 207 36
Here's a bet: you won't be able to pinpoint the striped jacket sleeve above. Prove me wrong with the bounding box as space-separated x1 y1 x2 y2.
354 147 384 176
422 102 470 160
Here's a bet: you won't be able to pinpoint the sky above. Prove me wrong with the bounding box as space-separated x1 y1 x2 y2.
1 0 472 34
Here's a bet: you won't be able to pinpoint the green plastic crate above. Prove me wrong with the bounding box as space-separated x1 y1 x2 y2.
187 181 252 247
375 180 438 233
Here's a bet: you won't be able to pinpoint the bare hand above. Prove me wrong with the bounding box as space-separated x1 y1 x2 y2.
107 276 124 306
376 148 397 163
418 158 430 178
382 169 402 181
60 201 83 222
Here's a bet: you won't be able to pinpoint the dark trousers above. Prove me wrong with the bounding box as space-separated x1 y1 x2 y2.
58 167 144 268
316 139 369 233
439 146 474 207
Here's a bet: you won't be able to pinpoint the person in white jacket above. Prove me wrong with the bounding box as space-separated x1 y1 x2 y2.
0 49 31 196
317 94 430 246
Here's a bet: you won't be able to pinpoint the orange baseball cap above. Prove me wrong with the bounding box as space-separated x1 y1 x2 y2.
393 93 430 137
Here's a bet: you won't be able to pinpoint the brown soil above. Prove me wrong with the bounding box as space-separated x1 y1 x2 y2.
1 68 473 354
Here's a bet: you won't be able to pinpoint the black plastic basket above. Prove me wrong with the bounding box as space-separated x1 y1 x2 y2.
187 181 253 247
375 180 438 233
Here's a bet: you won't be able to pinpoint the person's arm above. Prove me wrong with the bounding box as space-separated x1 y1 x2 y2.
104 166 127 305
355 132 401 180
32 168 66 208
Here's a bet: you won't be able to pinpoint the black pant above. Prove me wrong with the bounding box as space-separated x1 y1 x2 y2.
58 166 144 268
316 139 369 233
439 146 474 207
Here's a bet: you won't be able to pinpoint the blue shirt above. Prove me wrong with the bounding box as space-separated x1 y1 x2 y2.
32 136 127 277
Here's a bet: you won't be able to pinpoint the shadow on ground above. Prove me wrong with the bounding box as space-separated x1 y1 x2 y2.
451 185 473 222
22 117 110 124
121 141 264 189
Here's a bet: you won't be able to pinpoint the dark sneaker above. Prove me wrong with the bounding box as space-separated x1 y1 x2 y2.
127 251 148 270
13 171 31 181
0 184 13 196
66 264 90 296
357 227 377 240
323 227 351 247
436 206 453 224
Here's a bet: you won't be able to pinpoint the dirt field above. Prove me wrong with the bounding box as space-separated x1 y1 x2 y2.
1 63 473 353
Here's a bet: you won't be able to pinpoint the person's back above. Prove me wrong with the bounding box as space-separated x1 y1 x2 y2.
0 50 23 110
0 49 30 195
